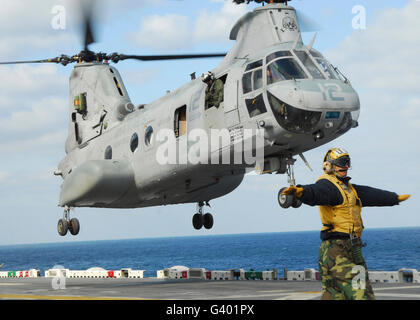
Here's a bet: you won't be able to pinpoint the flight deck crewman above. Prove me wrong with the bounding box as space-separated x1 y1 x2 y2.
282 148 411 300
202 71 224 109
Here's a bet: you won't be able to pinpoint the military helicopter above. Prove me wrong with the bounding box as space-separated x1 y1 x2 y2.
0 0 360 236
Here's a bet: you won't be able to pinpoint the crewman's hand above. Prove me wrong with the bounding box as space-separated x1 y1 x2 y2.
281 186 304 198
398 194 411 202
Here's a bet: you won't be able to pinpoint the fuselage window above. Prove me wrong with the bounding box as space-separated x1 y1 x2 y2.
245 93 267 118
104 145 112 159
174 105 187 138
267 58 306 84
145 126 153 146
130 133 139 152
293 50 325 79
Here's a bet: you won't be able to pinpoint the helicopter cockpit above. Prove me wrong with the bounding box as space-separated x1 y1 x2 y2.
241 47 358 139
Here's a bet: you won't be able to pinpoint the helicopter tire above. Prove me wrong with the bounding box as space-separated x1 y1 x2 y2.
292 196 303 208
57 219 68 236
69 218 80 236
278 188 293 209
192 213 203 230
203 213 214 229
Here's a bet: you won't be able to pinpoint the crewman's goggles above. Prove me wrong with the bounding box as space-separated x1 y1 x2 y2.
331 156 351 168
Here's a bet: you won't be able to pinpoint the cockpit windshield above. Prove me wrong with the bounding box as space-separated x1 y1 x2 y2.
293 50 324 79
309 50 341 80
267 58 307 84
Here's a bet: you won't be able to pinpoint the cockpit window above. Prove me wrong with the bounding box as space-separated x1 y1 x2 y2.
266 51 292 64
267 91 321 134
253 69 262 90
309 49 342 80
315 59 339 80
242 64 263 94
245 60 263 71
242 72 252 94
245 93 267 118
267 58 306 84
293 50 325 79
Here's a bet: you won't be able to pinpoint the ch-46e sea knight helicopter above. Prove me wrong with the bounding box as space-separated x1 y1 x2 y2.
1 0 360 236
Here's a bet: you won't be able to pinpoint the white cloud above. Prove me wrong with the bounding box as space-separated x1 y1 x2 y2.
0 96 66 135
131 1 248 50
0 0 76 58
324 1 420 93
0 129 67 154
133 14 191 50
0 64 66 97
0 171 7 182
193 1 248 43
323 1 420 135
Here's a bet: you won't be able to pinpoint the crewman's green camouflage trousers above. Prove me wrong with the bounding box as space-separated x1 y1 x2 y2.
318 239 375 300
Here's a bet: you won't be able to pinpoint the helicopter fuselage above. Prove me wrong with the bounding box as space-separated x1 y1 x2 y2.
56 3 360 210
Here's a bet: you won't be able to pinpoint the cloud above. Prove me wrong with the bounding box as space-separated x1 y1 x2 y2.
193 1 248 43
0 129 66 154
0 0 76 58
0 171 7 182
133 14 191 50
131 1 248 50
0 96 67 136
324 1 420 94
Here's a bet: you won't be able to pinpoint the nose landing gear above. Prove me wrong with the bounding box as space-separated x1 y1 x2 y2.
192 201 214 230
58 206 80 236
278 158 302 209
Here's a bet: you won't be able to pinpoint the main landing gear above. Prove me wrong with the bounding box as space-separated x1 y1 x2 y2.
192 201 214 230
278 158 302 209
57 206 80 236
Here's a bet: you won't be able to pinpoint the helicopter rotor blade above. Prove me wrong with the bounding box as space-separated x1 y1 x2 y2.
0 58 61 65
80 0 97 51
110 53 226 63
295 9 322 32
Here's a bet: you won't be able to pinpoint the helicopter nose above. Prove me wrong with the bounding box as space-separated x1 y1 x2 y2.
299 79 360 113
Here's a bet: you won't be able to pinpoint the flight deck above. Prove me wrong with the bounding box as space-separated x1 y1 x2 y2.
0 277 419 300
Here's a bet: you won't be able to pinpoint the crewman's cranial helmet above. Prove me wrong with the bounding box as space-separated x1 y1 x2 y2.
202 71 214 83
322 148 351 173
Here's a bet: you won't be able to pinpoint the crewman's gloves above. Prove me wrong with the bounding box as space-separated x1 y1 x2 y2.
398 194 410 202
281 186 304 198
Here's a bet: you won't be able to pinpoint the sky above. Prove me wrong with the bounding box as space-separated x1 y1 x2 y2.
0 0 419 246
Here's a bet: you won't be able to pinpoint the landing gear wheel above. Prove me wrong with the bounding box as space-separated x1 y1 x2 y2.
57 206 80 236
278 188 294 209
292 196 303 208
57 219 68 236
192 213 203 230
69 218 80 235
203 213 214 229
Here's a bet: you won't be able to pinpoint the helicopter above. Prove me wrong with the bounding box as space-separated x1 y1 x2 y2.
0 0 360 236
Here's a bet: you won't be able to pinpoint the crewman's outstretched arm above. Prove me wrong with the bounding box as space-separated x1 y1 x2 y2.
352 184 409 207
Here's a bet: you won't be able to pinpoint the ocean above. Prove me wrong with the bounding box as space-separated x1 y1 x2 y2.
0 227 419 278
